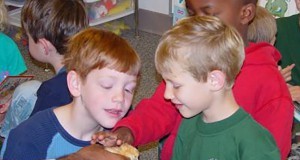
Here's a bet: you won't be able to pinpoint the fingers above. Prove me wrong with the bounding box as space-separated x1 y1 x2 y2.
279 64 295 82
99 135 117 147
113 127 134 145
91 127 134 148
91 131 118 147
289 85 300 103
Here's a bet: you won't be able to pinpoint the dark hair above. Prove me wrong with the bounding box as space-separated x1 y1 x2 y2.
244 0 258 5
21 0 88 55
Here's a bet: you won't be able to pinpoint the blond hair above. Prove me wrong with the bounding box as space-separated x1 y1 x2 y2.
0 0 7 31
155 16 245 87
248 6 277 44
64 28 141 82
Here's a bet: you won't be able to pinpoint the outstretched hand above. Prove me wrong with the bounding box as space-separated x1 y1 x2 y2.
91 127 134 147
58 144 129 160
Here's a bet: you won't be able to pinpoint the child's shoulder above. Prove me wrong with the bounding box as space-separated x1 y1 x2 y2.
13 108 55 131
37 70 70 100
0 32 15 44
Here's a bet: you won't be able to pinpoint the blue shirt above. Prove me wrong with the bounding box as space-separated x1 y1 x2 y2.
1 108 90 159
30 68 72 116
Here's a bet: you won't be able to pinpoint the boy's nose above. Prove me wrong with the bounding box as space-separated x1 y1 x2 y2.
112 90 125 103
164 86 174 100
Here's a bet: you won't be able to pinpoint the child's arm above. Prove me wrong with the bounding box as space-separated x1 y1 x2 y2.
91 128 133 146
112 82 180 146
278 64 300 102
58 144 129 160
288 84 300 103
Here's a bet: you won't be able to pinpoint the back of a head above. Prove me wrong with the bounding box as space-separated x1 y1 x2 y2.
21 0 88 55
243 0 258 5
0 0 7 31
64 27 141 81
155 16 245 87
247 6 277 44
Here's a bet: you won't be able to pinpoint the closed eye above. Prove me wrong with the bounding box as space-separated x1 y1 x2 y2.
173 84 181 89
125 88 135 94
101 85 112 90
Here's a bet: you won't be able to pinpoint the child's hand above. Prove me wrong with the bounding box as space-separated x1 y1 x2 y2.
287 84 300 103
278 64 295 82
91 127 134 147
58 144 129 160
91 131 118 147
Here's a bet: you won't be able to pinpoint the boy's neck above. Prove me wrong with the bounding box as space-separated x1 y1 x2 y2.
201 90 239 123
54 103 103 141
48 53 64 74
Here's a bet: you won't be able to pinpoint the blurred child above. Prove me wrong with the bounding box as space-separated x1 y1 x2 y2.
0 0 27 124
276 0 300 105
93 0 294 159
275 0 300 157
0 0 88 138
248 6 277 45
155 15 279 160
0 27 141 159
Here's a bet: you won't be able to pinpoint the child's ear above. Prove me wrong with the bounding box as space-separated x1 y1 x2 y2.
67 71 81 97
240 3 256 25
38 38 56 56
208 70 226 91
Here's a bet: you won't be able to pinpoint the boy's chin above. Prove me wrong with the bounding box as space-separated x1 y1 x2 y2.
180 111 198 118
101 120 119 129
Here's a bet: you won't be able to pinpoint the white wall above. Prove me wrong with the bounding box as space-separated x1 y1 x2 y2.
139 0 170 15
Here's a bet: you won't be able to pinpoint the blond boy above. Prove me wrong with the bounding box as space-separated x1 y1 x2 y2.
155 16 280 159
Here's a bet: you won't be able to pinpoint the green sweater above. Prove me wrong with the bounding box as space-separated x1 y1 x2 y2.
275 14 300 85
172 108 280 160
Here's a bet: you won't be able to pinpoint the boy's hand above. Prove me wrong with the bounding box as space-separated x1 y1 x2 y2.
288 84 300 103
91 127 134 147
58 144 129 160
278 64 295 82
91 131 119 147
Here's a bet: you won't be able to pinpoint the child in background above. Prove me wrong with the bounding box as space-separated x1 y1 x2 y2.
92 0 294 159
248 6 277 45
156 15 279 160
0 0 88 138
0 27 141 159
276 0 300 108
0 0 27 125
275 0 300 157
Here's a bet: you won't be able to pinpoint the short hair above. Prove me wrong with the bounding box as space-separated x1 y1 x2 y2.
21 0 88 55
0 0 7 31
64 28 141 81
247 6 277 44
243 0 258 5
155 16 245 87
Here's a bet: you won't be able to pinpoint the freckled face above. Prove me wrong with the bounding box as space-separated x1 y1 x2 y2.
79 68 137 128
